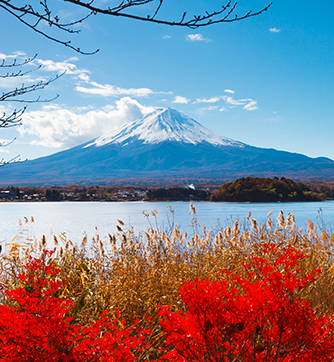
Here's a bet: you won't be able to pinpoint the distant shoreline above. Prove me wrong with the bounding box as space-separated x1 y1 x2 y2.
1 199 332 203
1 178 333 203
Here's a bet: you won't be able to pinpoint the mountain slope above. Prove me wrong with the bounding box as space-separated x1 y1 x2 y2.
84 108 244 148
1 107 333 185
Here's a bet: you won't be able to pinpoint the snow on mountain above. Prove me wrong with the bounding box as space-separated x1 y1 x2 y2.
84 107 244 148
1 106 334 186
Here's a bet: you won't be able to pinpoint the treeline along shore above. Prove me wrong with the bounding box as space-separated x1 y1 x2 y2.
1 177 334 202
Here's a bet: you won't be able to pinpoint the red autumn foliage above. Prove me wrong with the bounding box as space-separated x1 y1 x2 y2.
0 252 151 362
159 244 334 361
1 246 334 361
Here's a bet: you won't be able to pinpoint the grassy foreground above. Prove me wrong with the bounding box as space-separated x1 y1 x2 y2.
1 205 334 359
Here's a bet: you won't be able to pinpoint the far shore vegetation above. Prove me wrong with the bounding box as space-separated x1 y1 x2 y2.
1 177 334 202
210 177 326 202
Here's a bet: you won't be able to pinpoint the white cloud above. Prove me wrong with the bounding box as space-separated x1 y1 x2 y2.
78 73 90 82
75 81 155 97
200 106 217 111
243 100 258 111
193 93 258 111
0 73 49 90
36 58 91 82
269 28 281 33
223 96 245 106
0 54 86 78
195 96 221 103
0 53 51 90
0 54 162 101
101 104 115 112
0 105 11 113
219 107 227 112
19 97 155 148
224 89 235 94
223 96 258 111
172 96 189 104
34 57 159 98
163 35 172 39
0 137 14 153
0 51 26 60
187 34 210 42
37 59 77 73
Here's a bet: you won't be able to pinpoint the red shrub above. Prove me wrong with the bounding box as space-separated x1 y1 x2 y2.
159 244 334 361
2 246 334 362
0 253 151 362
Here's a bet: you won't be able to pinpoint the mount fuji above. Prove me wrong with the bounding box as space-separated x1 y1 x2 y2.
1 107 334 185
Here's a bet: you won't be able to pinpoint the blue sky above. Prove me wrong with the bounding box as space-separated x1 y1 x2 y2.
1 0 334 163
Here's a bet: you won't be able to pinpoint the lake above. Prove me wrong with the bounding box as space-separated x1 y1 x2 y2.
0 201 333 247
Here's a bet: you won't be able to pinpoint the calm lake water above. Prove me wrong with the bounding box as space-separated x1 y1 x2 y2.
0 201 333 246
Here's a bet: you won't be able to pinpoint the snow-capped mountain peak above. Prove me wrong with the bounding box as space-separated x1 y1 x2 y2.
1 107 334 186
84 107 244 148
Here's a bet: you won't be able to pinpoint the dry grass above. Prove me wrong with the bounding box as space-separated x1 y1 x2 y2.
1 205 334 356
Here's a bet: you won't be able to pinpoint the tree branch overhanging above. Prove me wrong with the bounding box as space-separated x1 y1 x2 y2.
0 0 273 54
1 54 37 68
0 108 25 128
0 154 24 167
0 75 62 103
0 54 61 166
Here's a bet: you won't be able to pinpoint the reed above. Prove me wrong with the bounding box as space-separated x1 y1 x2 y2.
1 205 334 357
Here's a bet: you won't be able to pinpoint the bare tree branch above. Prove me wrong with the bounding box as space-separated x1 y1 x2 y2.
0 0 272 54
0 154 25 167
0 138 25 167
0 54 37 68
0 1 273 166
0 2 98 55
0 54 61 166
0 75 62 103
0 65 41 79
0 108 25 128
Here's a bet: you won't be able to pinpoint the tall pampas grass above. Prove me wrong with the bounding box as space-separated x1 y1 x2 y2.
1 207 334 360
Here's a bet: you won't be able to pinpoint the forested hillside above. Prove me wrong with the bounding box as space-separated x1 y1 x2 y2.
211 177 324 202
